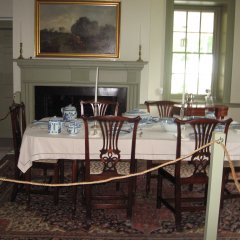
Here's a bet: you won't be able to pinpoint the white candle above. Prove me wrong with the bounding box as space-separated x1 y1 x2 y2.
20 22 22 43
94 67 99 103
182 86 185 104
139 25 141 45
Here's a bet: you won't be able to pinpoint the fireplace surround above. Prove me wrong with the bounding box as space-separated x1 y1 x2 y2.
16 59 146 123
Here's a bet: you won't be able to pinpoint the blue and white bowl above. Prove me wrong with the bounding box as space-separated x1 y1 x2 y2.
67 120 81 135
123 109 151 123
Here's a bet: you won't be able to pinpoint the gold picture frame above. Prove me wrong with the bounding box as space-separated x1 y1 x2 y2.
35 0 121 58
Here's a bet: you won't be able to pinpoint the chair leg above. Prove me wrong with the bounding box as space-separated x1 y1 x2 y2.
116 182 120 191
11 166 21 201
11 184 19 202
85 185 92 219
59 160 65 183
156 169 162 208
146 161 152 196
127 177 135 219
204 183 208 206
72 160 78 215
25 169 31 206
53 164 59 205
175 182 182 231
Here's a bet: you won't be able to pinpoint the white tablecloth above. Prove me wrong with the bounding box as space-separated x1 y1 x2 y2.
17 121 240 173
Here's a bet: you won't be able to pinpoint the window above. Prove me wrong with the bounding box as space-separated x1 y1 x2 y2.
171 9 215 96
164 0 235 103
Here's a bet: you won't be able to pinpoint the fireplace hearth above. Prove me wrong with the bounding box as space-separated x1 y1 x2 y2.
35 86 127 119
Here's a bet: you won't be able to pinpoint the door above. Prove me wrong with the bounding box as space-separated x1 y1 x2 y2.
0 20 13 138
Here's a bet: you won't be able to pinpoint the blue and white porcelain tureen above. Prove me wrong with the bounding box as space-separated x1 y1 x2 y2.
61 104 77 121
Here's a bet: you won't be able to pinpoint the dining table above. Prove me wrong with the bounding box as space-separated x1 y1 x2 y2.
17 117 240 174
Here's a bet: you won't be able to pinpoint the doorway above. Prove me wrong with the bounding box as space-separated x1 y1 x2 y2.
0 20 13 140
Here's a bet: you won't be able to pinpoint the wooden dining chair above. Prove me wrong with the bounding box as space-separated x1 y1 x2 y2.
80 100 119 117
9 102 63 205
71 99 119 214
156 117 232 231
81 115 140 219
144 100 177 196
9 102 26 201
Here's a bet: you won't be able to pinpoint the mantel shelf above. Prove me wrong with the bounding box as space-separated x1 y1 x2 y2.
14 59 148 69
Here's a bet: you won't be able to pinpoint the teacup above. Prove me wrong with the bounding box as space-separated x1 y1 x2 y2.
48 117 61 134
67 120 81 135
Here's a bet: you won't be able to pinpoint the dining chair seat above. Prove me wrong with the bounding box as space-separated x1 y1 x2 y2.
163 163 198 178
90 161 130 175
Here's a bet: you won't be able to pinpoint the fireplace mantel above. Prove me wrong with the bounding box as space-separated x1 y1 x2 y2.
16 59 147 123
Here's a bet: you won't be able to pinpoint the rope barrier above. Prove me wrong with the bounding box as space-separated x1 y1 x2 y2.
0 139 239 192
0 110 10 121
220 142 240 192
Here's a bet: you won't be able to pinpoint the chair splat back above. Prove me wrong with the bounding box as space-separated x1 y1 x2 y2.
98 119 123 172
80 100 119 116
83 115 140 176
144 100 176 118
175 118 232 175
9 102 26 161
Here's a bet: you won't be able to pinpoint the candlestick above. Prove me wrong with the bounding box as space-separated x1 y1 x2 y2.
180 104 185 120
94 66 99 121
137 24 143 62
182 92 185 104
93 66 98 135
20 22 22 43
137 44 143 62
18 42 24 59
94 67 99 103
181 84 185 104
139 24 141 45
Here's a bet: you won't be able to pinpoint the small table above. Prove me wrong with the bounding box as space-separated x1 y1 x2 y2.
173 104 228 119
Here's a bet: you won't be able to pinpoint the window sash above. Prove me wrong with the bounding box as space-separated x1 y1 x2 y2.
170 7 217 98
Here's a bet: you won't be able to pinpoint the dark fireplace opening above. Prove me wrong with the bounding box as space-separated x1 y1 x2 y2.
35 86 127 120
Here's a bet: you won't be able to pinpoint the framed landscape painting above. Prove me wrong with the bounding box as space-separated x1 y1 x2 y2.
35 0 121 58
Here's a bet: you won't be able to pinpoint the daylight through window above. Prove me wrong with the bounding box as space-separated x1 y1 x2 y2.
171 9 215 96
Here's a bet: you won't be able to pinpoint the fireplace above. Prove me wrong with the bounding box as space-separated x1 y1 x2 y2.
35 86 127 119
16 59 146 123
